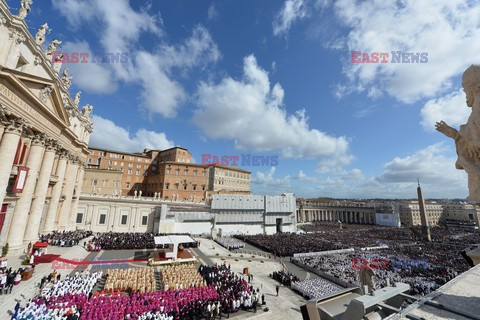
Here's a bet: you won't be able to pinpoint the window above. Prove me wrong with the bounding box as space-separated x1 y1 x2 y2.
128 169 132 175
96 159 100 165
184 170 188 176
141 216 148 226
126 182 131 188
202 170 206 177
137 164 141 168
120 162 124 166
175 169 180 175
76 213 83 224
121 215 128 225
91 179 97 186
193 184 197 191
130 156 134 160
202 185 205 191
88 158 92 164
128 163 133 168
136 170 140 176
165 183 169 190
99 214 107 224
114 181 119 188
167 168 171 174
175 183 179 190
184 184 187 190
193 170 197 176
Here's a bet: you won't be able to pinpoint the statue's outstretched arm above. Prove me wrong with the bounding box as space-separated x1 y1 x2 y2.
435 121 458 139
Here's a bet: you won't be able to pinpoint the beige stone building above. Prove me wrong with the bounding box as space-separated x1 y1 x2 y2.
442 203 480 227
0 1 92 252
82 168 122 196
86 147 251 201
396 201 443 227
208 165 251 195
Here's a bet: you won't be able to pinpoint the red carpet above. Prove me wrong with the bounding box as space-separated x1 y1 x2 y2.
34 254 61 264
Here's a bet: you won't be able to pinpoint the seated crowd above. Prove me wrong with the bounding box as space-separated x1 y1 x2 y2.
214 237 245 250
104 267 156 293
238 222 480 257
12 263 256 320
40 231 92 247
160 263 205 291
269 270 299 286
84 232 199 251
294 248 462 296
291 278 341 299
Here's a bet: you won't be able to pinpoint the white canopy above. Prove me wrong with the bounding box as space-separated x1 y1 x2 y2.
154 235 195 246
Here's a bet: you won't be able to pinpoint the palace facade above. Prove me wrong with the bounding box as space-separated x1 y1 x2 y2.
0 1 93 252
85 147 251 201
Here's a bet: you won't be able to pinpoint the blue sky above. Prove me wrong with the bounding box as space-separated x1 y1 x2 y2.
16 0 480 199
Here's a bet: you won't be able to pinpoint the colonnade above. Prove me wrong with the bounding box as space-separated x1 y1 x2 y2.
296 207 375 224
0 110 85 252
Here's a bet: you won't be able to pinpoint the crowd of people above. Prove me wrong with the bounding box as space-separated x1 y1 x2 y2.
269 270 299 287
293 248 462 296
40 231 92 247
12 262 258 320
214 237 245 250
235 233 343 256
84 232 199 251
12 271 102 319
0 266 26 294
85 232 158 251
104 267 156 293
291 278 341 299
160 263 205 291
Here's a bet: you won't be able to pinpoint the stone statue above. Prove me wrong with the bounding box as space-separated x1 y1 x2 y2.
35 23 48 45
45 39 61 61
139 190 142 197
73 92 81 107
436 64 480 202
134 190 138 198
82 104 93 118
17 0 33 20
61 68 72 89
359 264 375 294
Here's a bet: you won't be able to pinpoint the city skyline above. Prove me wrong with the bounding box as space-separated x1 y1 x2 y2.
19 0 480 199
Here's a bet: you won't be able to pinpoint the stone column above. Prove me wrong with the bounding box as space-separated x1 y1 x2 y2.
43 150 69 233
58 157 79 230
23 140 57 243
68 163 85 230
8 133 46 252
0 119 24 210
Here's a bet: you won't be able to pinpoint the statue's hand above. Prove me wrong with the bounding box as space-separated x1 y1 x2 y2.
435 121 458 139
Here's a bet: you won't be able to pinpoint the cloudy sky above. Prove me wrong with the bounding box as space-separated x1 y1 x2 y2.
20 0 480 199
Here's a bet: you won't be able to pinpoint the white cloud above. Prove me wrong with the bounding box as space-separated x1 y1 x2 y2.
60 41 115 94
420 88 470 131
194 55 350 162
207 4 218 20
264 143 467 199
376 143 463 185
89 115 174 152
330 0 480 103
273 0 308 36
52 0 219 118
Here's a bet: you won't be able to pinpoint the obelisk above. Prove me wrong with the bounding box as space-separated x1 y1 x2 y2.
417 180 432 242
